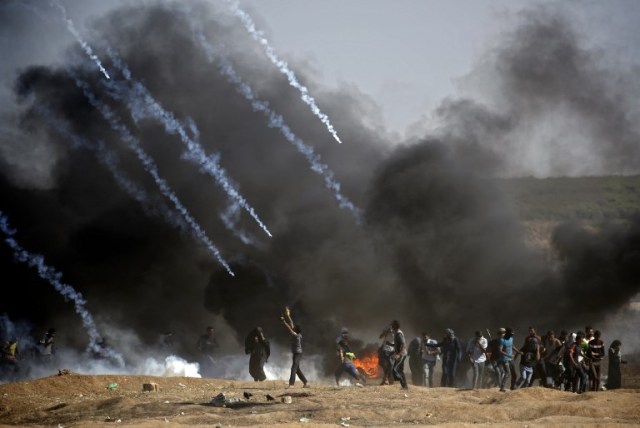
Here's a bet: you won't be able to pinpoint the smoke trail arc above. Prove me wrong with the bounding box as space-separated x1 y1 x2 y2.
37 106 190 235
0 210 123 365
226 0 343 144
51 0 110 80
192 27 363 222
74 78 235 276
100 51 272 238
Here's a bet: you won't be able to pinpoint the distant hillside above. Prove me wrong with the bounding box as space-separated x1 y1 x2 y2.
496 175 640 252
501 175 640 223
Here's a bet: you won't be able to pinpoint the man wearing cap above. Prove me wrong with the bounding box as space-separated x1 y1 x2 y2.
334 327 365 386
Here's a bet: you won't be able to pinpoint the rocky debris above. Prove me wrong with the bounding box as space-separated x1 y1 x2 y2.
266 394 275 401
142 382 159 392
243 391 253 400
281 395 292 404
211 392 226 407
57 369 71 376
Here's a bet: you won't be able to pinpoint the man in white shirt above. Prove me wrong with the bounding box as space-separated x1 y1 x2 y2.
421 332 439 387
466 330 488 389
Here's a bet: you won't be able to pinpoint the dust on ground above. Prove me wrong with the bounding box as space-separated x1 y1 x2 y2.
1 364 639 427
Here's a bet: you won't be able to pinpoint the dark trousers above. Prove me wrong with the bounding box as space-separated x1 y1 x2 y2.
289 353 307 386
572 363 588 393
409 357 423 385
507 360 517 389
441 359 458 387
249 355 267 381
392 355 408 388
378 348 394 384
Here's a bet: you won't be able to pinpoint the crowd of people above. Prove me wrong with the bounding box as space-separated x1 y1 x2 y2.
241 315 630 393
398 325 628 393
0 314 631 393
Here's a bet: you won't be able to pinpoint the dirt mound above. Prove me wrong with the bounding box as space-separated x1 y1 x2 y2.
1 372 639 427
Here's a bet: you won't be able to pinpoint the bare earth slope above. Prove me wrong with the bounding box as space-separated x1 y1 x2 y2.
1 370 639 427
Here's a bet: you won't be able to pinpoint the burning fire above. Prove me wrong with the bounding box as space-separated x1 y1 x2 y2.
353 351 379 378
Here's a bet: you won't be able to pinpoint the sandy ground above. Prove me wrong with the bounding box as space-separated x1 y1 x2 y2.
1 364 639 428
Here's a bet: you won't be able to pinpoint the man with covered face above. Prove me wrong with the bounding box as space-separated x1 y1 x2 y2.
245 327 270 382
439 328 462 388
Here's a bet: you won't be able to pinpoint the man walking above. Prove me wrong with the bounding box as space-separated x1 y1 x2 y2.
467 331 487 389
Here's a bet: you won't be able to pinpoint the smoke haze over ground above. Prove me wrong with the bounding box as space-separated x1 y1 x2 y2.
1 1 640 379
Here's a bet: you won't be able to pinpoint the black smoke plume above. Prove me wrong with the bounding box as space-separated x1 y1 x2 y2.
1 1 639 370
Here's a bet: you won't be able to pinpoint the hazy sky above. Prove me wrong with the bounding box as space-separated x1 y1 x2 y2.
237 0 640 137
3 0 639 138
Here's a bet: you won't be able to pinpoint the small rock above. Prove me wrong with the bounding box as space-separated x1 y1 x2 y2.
299 417 310 423
281 395 292 404
341 417 351 422
266 394 275 401
211 392 227 407
143 383 159 392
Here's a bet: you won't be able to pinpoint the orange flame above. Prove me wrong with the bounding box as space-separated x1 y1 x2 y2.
353 351 379 378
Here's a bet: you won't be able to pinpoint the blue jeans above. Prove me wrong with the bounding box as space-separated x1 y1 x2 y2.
497 361 509 390
517 365 533 388
335 361 360 383
471 361 485 389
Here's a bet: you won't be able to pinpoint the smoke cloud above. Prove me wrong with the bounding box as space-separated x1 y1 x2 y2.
1 0 640 381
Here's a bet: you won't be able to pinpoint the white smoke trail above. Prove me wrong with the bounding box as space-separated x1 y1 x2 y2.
0 211 124 366
226 0 343 144
100 50 272 238
73 78 235 276
192 26 363 222
220 199 256 246
36 106 190 235
50 0 110 80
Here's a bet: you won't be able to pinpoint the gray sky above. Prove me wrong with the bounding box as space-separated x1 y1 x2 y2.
3 0 639 138
238 0 640 137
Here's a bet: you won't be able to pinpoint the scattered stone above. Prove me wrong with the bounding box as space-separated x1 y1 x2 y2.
211 392 227 407
299 416 310 423
178 383 186 388
243 391 253 400
281 395 292 404
142 383 159 392
266 394 275 401
58 369 71 376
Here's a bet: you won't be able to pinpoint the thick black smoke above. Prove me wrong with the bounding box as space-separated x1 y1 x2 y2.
1 1 639 369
